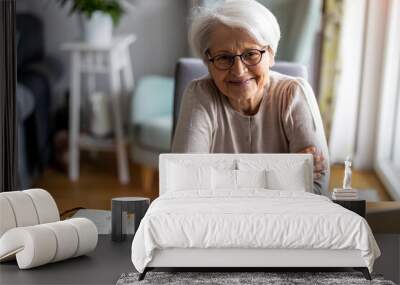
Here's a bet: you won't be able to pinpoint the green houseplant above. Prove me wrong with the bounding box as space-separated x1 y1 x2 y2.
56 0 133 45
56 0 125 26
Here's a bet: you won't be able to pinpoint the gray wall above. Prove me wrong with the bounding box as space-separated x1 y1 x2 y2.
16 0 190 107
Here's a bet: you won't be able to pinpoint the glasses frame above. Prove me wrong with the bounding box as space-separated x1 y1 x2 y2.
206 48 267 71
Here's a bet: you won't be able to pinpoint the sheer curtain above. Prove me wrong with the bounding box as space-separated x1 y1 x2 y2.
0 0 18 192
327 0 388 171
318 0 343 142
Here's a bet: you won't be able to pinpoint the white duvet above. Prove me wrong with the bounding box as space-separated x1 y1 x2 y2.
131 190 380 273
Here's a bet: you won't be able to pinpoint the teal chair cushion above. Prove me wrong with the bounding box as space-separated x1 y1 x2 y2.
136 115 172 152
131 75 174 153
131 75 174 124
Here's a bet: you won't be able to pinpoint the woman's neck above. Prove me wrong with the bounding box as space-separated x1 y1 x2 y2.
228 90 265 116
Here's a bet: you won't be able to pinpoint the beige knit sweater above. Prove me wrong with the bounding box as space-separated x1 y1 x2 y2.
171 71 330 195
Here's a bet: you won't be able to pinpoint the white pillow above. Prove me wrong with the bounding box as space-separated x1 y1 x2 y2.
167 162 211 191
211 169 268 190
238 159 309 191
211 168 236 190
236 169 268 189
266 165 307 191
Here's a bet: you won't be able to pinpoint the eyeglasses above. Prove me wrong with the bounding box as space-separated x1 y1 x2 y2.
206 48 266 70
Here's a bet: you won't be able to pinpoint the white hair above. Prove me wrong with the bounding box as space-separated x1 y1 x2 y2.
189 0 281 61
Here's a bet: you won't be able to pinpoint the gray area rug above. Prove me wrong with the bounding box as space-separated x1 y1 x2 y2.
116 272 396 285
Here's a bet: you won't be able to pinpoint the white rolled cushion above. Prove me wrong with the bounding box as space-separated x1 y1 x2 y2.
0 191 39 227
0 226 57 269
64 218 98 257
42 221 79 262
211 168 236 190
0 196 17 237
167 162 211 191
236 169 268 189
0 218 98 269
23 188 59 223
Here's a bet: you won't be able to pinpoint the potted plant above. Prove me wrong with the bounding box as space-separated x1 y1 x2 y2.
57 0 131 46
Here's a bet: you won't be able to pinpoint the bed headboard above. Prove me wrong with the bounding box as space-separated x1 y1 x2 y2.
159 154 313 196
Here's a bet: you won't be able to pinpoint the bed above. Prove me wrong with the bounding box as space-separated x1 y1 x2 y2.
131 154 380 281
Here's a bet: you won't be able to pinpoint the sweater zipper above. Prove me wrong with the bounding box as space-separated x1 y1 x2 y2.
249 117 252 152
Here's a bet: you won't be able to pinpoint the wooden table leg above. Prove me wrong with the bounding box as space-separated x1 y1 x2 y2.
109 53 130 184
121 47 134 129
69 51 81 181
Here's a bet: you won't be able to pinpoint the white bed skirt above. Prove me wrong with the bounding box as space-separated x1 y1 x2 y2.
148 248 366 268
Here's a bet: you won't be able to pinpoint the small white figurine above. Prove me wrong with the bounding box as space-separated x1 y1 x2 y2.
342 156 352 189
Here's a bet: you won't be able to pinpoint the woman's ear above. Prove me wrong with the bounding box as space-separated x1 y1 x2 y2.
267 46 275 67
203 51 213 73
204 58 213 75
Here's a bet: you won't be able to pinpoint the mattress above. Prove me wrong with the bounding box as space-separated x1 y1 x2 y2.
131 190 380 273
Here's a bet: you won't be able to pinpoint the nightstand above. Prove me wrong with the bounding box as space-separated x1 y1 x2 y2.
111 197 150 242
332 199 366 218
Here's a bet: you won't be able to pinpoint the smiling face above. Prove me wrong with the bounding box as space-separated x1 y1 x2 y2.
207 24 274 113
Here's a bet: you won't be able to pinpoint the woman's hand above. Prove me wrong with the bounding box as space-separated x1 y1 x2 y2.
297 146 325 179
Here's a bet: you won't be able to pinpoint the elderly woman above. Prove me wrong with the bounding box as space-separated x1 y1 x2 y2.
171 0 329 195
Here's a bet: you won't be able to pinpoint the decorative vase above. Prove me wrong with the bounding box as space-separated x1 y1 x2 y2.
89 92 112 137
83 11 113 46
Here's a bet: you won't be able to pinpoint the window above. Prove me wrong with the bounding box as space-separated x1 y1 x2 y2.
375 0 400 200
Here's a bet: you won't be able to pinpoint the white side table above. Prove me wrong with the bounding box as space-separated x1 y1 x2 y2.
62 34 136 184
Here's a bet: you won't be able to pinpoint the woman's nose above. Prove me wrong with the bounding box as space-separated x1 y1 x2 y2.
230 57 247 76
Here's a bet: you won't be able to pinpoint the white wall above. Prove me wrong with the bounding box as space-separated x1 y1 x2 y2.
16 0 190 106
